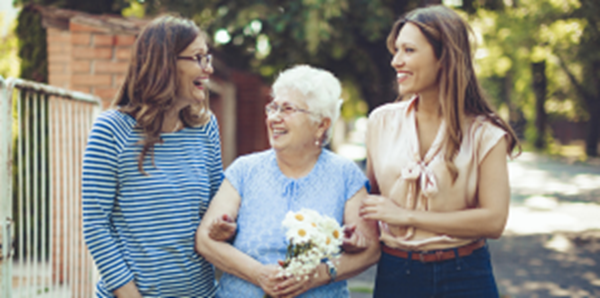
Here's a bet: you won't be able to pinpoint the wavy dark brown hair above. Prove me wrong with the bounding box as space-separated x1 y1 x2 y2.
387 5 520 182
112 15 211 174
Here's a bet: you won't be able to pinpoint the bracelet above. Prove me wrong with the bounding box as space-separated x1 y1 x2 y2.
324 259 337 283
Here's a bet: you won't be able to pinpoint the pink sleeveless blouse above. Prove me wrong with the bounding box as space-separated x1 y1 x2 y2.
366 97 507 251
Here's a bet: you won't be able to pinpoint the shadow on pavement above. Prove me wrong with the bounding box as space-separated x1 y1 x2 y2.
489 232 600 298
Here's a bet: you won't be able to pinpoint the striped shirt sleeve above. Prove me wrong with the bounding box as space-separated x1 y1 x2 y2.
82 112 134 292
207 114 224 200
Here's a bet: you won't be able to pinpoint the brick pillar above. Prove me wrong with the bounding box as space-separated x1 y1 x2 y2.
68 21 134 109
47 28 72 89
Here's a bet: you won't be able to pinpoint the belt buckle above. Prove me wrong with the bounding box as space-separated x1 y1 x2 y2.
435 250 444 261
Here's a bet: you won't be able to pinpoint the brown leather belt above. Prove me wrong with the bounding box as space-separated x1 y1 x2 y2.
382 239 486 263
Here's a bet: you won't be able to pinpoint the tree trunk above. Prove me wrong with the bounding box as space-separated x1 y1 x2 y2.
422 0 442 5
504 71 525 139
585 98 599 157
532 61 547 149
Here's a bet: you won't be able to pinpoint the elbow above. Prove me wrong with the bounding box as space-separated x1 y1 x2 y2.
195 228 211 256
484 216 507 239
486 226 504 239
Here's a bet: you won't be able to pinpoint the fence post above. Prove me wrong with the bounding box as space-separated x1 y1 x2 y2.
0 76 14 298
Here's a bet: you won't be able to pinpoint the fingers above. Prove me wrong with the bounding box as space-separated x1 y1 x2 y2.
258 265 286 296
208 217 237 241
222 214 234 222
359 205 377 218
343 224 357 238
273 274 310 297
342 229 367 253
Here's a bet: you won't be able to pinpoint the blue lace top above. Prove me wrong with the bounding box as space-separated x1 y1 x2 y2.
216 149 368 298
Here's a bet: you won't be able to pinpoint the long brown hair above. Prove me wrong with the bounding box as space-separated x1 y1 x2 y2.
387 5 520 182
113 15 211 174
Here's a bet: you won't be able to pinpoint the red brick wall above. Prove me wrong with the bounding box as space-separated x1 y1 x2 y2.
47 28 72 89
47 21 135 110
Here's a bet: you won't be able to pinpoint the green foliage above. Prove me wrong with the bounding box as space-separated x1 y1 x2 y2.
472 0 600 152
0 13 20 78
142 0 423 116
122 0 145 18
13 0 130 14
16 5 47 82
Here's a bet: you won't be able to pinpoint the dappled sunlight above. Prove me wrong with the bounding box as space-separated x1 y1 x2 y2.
499 280 594 298
491 152 600 297
490 233 600 298
508 152 600 199
505 199 600 235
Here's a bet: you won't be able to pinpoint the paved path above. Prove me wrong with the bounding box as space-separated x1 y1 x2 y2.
349 152 600 297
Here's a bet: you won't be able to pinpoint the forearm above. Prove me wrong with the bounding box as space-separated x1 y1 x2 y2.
196 228 264 285
405 207 508 239
334 238 381 282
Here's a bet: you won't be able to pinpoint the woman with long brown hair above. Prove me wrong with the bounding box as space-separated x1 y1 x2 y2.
360 5 519 297
82 16 222 297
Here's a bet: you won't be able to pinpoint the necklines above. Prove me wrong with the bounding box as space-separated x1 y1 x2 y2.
272 149 325 182
406 96 445 163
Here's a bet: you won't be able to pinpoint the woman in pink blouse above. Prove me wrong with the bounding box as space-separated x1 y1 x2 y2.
360 5 519 297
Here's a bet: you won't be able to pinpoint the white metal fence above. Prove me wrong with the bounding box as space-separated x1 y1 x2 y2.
1 76 102 298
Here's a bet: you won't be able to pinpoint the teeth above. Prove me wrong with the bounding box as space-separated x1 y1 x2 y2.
397 73 409 79
194 78 209 86
272 128 287 135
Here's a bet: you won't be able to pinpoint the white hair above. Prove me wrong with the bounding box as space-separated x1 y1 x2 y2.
272 65 343 146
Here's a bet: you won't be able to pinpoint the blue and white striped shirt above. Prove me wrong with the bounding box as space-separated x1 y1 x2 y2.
82 110 223 297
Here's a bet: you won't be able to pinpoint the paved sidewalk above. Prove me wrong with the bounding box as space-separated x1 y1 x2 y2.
348 152 600 297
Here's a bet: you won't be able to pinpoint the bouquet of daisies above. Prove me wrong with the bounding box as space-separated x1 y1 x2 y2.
278 208 343 279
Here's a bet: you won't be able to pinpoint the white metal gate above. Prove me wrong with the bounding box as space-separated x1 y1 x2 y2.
1 76 102 298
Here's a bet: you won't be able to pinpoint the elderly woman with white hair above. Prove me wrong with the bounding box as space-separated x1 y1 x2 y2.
196 65 380 298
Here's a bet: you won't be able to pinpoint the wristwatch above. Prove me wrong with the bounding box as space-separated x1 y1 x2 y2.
324 259 337 283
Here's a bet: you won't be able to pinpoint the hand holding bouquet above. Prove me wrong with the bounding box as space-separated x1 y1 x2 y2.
279 208 343 279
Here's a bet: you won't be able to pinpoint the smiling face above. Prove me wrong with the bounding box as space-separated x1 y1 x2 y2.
391 22 441 97
266 88 325 153
175 36 213 109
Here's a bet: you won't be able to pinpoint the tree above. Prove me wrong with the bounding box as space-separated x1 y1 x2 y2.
473 0 599 155
555 0 600 156
141 0 415 112
0 13 19 78
139 0 512 113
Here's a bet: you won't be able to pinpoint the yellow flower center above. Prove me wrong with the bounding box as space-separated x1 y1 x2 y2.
326 237 331 245
295 214 304 221
332 230 340 239
311 222 317 227
298 229 307 237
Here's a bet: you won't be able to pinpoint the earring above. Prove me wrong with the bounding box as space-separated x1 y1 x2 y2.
315 140 320 147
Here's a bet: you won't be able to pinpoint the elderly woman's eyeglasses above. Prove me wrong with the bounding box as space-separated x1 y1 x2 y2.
265 102 313 116
177 54 213 70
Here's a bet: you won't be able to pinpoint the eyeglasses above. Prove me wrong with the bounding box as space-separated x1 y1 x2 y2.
177 53 213 70
265 102 313 116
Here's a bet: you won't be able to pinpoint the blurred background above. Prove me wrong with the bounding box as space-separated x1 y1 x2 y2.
1 0 599 297
2 0 599 161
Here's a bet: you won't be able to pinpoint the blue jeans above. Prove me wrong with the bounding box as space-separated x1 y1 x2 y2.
373 244 499 298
